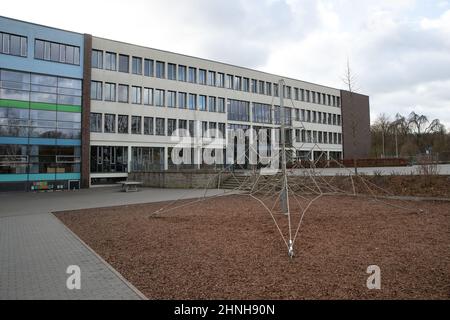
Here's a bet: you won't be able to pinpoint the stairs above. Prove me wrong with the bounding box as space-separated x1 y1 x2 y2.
220 174 253 190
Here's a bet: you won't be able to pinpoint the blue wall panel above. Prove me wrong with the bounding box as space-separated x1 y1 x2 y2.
0 16 84 79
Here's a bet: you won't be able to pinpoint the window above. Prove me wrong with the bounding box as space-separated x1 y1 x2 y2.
90 113 102 132
168 63 177 80
178 92 187 109
156 61 165 78
202 121 208 137
167 119 177 136
199 69 207 85
188 93 196 110
305 90 310 102
273 83 279 97
266 82 272 96
144 59 154 77
274 107 291 125
208 96 216 112
178 119 187 136
189 120 195 137
227 99 250 122
208 71 216 86
104 114 116 133
143 88 153 105
155 89 165 107
337 115 341 126
90 81 102 100
104 83 116 102
105 52 117 71
118 84 129 103
217 97 225 113
1 32 27 57
144 117 153 135
167 91 176 108
226 74 233 89
132 57 142 75
300 89 305 101
118 115 129 134
234 76 242 91
92 50 103 69
178 65 187 81
209 122 217 138
91 146 128 173
251 79 258 93
35 39 79 65
131 86 142 104
252 103 272 124
242 78 250 92
155 118 165 135
132 116 141 134
311 91 316 104
119 54 129 73
218 123 225 138
258 81 265 95
199 95 207 111
217 73 225 87
188 67 197 83
286 86 292 99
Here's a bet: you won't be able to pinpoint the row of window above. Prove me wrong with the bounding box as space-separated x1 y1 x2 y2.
0 69 82 106
293 108 341 126
295 129 342 145
0 32 27 57
90 112 226 138
90 81 226 112
34 39 80 65
0 30 80 66
91 49 341 107
0 144 80 175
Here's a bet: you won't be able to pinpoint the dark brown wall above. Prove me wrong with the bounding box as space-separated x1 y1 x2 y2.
340 90 371 159
81 34 92 188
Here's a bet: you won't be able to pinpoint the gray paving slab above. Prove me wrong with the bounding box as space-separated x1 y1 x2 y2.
0 186 228 217
0 187 228 299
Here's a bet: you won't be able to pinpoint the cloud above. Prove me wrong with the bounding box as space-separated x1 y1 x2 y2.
1 0 450 128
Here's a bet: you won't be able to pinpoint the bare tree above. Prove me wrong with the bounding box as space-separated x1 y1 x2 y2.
342 58 360 174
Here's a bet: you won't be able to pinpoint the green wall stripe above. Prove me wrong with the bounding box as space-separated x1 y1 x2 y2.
57 105 81 113
0 99 81 113
0 99 29 109
29 102 57 111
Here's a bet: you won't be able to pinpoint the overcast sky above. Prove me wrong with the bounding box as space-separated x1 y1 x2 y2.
3 0 450 128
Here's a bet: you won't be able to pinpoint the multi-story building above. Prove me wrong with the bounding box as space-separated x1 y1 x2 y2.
0 16 370 191
0 17 85 191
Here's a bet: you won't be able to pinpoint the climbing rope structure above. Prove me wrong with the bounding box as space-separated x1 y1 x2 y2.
149 79 424 259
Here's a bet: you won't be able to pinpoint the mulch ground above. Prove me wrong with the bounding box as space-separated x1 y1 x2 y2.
55 194 450 299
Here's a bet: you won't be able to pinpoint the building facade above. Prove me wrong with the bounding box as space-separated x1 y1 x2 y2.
0 16 371 191
0 17 85 191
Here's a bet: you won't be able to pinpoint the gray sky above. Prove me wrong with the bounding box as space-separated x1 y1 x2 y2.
3 0 450 128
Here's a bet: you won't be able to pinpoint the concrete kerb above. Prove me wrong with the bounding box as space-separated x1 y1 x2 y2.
50 213 148 300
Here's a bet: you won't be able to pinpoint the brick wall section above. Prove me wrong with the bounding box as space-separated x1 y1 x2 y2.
340 90 371 159
81 34 92 188
129 172 231 189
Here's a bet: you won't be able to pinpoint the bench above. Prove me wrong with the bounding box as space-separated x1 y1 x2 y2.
117 181 143 192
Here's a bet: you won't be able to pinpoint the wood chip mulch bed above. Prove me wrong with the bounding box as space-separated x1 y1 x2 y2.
55 194 450 299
